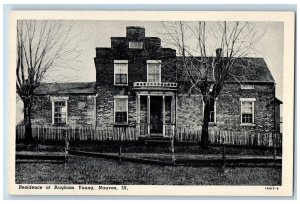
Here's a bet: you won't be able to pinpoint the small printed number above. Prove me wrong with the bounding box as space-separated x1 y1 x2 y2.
265 187 279 190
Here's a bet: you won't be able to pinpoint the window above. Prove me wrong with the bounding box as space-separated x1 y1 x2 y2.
114 96 128 123
209 99 216 123
129 41 143 49
147 60 161 82
240 98 256 124
54 101 67 125
203 98 216 123
114 60 128 85
51 96 69 125
241 84 254 89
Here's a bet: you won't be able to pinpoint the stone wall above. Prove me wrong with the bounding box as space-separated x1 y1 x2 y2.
176 94 203 130
31 95 52 125
95 85 137 129
31 94 96 127
176 83 276 133
95 87 174 130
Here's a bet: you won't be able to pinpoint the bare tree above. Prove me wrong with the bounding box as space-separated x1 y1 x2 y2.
161 21 265 148
16 20 81 141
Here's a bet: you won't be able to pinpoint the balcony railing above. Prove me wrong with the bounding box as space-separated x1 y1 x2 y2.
133 82 177 88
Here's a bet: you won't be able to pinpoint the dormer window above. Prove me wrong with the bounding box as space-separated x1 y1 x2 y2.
129 41 143 49
114 60 128 85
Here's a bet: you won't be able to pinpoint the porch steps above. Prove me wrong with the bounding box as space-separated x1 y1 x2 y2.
138 135 170 141
138 135 171 146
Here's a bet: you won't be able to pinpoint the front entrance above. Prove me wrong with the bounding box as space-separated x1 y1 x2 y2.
150 96 163 134
136 93 176 137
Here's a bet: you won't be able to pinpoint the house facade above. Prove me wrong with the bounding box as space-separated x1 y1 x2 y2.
30 26 281 137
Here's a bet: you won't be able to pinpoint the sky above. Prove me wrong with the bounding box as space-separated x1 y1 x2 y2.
16 20 284 122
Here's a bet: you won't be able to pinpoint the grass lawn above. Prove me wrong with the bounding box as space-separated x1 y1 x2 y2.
16 155 281 185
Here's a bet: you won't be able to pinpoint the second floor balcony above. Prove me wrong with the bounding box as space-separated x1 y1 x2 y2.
133 82 178 91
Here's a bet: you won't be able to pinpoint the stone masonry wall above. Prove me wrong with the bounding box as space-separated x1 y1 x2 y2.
95 85 137 129
176 83 276 133
31 96 52 125
31 94 96 127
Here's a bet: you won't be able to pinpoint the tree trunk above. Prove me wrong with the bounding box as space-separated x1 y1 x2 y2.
201 98 211 148
23 99 33 141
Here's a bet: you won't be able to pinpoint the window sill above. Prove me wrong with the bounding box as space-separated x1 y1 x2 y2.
240 123 256 127
208 122 217 126
114 123 128 126
114 84 128 86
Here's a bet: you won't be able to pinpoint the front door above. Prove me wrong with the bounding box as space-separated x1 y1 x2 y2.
150 96 163 134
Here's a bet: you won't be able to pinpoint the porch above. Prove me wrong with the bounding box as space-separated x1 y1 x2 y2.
136 95 176 137
134 82 177 137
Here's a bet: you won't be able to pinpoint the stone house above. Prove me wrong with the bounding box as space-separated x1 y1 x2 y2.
31 26 282 137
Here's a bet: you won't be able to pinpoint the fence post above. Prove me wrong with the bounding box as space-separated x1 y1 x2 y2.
119 129 123 164
222 133 226 171
179 127 182 141
273 132 277 162
170 134 176 164
64 132 69 169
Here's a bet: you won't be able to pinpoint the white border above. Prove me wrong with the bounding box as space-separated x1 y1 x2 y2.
8 10 295 196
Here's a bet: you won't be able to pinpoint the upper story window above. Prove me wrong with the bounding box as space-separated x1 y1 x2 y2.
241 84 254 89
129 41 143 49
114 96 128 124
240 98 256 125
147 60 161 83
114 60 128 85
51 96 69 126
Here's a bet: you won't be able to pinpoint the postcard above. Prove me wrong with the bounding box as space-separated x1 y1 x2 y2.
8 11 295 196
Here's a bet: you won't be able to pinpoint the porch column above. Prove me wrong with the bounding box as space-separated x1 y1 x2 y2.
171 94 175 136
136 94 140 136
147 95 151 135
162 95 165 136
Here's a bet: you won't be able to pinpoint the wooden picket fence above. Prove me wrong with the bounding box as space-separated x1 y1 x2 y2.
16 125 282 147
16 126 137 141
174 128 282 148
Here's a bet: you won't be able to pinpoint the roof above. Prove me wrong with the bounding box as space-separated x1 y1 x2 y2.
176 57 275 83
274 97 283 104
34 82 96 95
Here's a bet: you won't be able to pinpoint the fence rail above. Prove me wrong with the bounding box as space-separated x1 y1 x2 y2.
16 125 282 147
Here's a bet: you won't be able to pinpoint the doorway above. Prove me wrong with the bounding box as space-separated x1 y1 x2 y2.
150 96 163 134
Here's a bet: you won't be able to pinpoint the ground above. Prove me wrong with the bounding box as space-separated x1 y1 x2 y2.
16 155 282 185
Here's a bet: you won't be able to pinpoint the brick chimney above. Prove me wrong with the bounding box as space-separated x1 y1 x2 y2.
126 26 145 40
216 48 223 59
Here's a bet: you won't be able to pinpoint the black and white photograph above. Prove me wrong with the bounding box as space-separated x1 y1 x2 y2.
9 11 295 196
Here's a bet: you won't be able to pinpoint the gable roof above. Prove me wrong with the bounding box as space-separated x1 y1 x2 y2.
34 82 96 95
176 57 275 83
227 57 274 83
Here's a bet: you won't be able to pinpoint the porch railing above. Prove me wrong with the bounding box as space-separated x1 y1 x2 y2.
133 82 177 88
